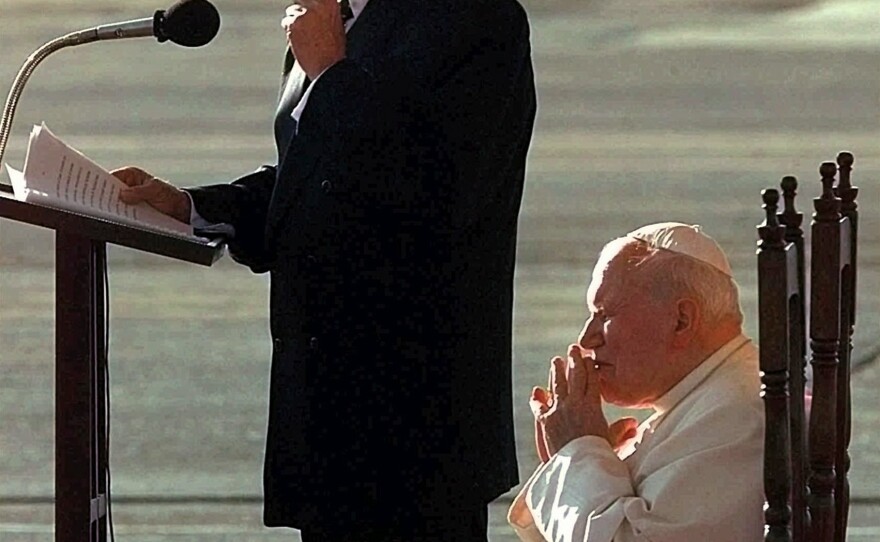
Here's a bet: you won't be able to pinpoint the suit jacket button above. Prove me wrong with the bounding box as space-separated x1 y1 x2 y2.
321 179 333 193
273 337 284 353
310 336 320 351
306 255 317 266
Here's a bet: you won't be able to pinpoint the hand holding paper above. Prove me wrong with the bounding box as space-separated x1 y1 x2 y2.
111 166 192 224
5 123 195 239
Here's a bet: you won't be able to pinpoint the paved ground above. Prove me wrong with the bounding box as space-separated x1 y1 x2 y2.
0 0 878 539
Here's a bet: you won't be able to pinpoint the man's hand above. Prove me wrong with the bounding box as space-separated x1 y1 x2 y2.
281 0 347 80
111 166 191 224
608 417 639 451
531 345 612 460
530 384 552 463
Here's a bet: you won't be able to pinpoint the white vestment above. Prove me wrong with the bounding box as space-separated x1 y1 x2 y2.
508 335 764 542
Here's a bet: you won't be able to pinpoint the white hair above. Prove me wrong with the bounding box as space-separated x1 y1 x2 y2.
594 237 744 327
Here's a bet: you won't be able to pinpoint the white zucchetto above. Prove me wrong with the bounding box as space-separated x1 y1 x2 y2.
626 222 733 277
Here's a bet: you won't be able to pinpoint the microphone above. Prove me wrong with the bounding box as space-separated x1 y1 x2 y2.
0 0 221 186
79 0 221 47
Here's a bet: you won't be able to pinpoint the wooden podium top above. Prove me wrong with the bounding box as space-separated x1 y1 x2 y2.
0 191 225 266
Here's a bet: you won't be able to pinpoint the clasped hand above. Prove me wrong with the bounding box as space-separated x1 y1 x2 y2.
531 345 638 463
282 0 347 80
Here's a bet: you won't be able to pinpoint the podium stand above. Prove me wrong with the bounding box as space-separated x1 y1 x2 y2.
0 191 225 541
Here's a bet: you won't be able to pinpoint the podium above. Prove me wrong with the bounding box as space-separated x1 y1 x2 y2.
0 191 225 541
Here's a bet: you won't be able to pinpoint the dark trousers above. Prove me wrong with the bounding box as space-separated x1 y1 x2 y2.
299 503 489 542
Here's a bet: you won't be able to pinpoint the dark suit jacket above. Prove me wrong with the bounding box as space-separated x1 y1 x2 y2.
188 0 536 530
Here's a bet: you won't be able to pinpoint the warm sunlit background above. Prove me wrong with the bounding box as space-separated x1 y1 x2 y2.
1 0 878 539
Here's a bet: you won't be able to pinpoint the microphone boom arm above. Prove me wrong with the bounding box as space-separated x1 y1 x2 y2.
0 30 106 179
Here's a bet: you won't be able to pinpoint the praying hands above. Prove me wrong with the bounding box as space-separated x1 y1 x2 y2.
530 345 638 462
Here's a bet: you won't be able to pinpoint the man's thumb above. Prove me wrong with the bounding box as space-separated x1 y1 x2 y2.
119 186 145 204
608 417 639 447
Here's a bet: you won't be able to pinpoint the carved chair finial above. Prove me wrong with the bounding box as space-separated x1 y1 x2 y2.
759 188 785 249
779 176 803 232
815 163 840 221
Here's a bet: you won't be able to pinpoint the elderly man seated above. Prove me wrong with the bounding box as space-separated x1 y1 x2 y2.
508 222 764 542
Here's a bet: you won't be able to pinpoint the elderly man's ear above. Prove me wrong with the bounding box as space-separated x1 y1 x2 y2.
671 298 701 347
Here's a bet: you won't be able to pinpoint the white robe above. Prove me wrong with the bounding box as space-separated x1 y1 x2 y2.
508 335 764 542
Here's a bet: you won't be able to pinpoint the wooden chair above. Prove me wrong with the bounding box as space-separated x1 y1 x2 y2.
756 152 859 542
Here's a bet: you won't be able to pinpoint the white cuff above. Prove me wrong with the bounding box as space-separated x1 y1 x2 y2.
187 191 236 237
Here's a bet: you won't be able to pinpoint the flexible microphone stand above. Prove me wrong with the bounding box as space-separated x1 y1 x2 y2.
0 31 97 187
0 0 220 183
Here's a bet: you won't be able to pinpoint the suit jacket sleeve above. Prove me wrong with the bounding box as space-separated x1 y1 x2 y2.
186 165 277 272
296 0 536 233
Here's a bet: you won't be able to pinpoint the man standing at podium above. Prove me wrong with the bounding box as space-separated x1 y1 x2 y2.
112 0 537 540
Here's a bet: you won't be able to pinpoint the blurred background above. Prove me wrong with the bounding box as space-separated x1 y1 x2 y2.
1 0 878 540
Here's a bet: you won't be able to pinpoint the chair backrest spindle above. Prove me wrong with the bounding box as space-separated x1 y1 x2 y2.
757 188 794 542
778 175 808 542
807 162 842 542
832 151 857 542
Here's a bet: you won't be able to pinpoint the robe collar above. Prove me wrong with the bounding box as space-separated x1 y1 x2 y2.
652 334 751 418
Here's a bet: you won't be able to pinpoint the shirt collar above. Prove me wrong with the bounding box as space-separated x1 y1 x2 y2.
652 333 750 417
349 0 369 21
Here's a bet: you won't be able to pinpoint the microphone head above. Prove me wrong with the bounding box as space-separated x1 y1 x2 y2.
154 0 220 47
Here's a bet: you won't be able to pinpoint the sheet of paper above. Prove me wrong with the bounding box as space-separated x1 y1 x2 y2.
5 163 29 199
16 123 195 238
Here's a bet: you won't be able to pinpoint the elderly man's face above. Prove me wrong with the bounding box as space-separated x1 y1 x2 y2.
577 251 678 408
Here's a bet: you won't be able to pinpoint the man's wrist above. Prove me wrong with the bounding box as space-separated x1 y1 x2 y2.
306 54 346 81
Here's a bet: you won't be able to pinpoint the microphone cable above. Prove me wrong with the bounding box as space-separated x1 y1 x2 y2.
103 250 117 541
